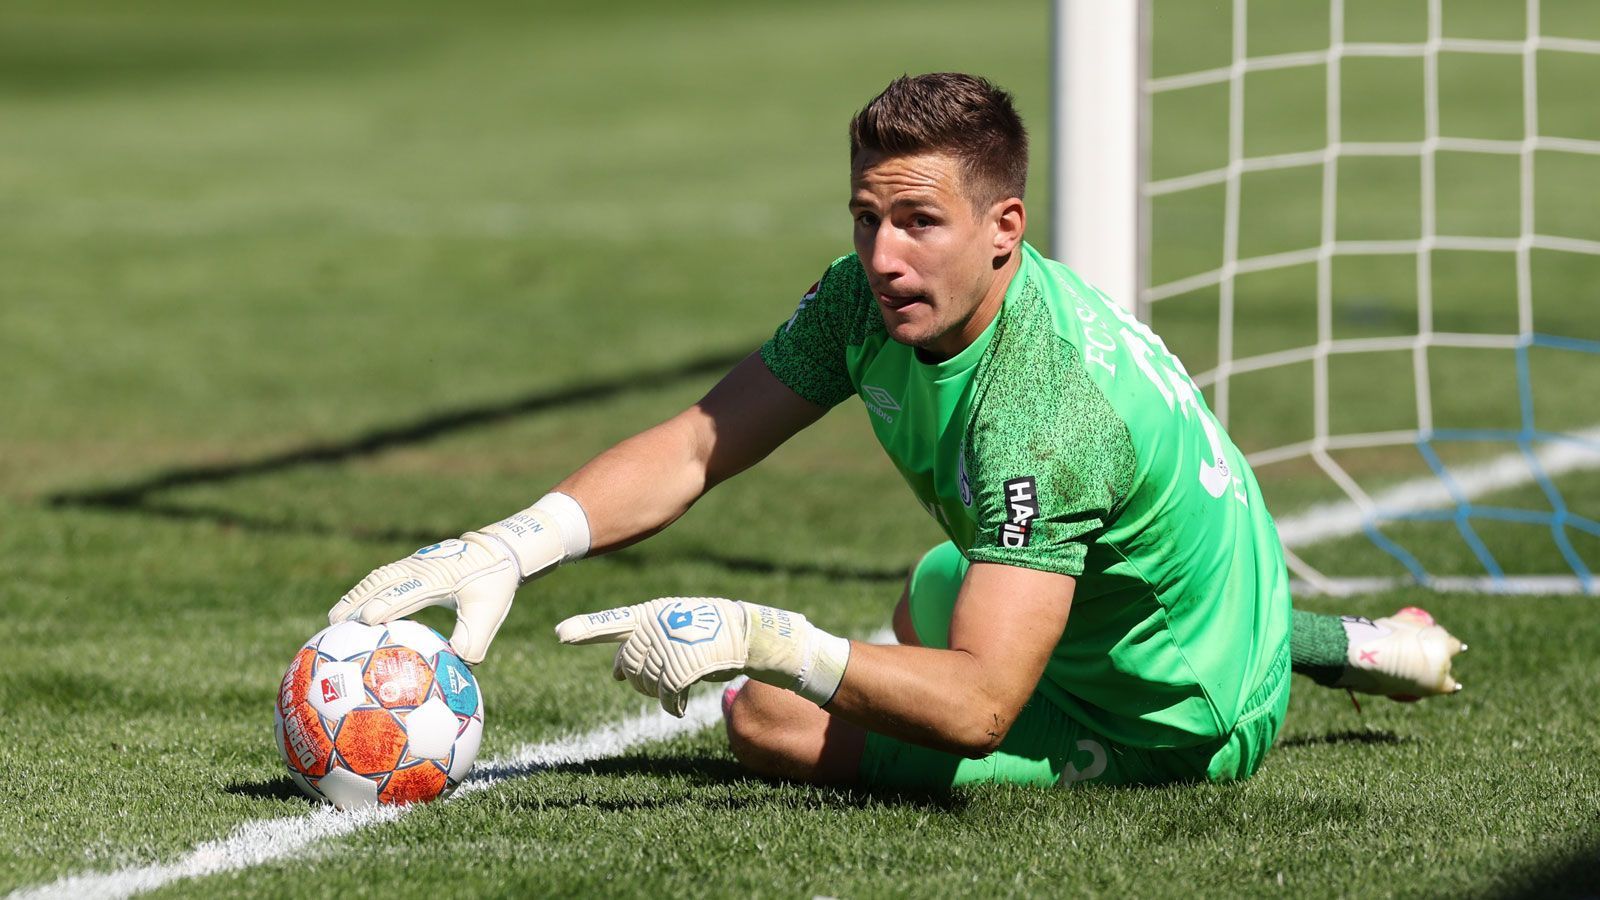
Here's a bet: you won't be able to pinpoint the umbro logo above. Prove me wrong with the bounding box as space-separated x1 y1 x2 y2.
861 384 900 423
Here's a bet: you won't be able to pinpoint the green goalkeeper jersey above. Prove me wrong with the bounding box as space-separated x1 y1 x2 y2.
760 242 1291 749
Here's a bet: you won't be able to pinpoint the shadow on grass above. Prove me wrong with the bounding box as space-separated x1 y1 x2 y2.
45 348 747 509
225 776 317 805
603 546 907 584
71 498 442 545
230 750 1301 817
51 498 911 585
40 345 914 587
221 754 965 814
1274 728 1414 749
485 752 969 813
1498 840 1600 899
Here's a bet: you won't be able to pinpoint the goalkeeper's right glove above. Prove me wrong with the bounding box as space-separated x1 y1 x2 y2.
327 492 591 664
554 596 851 717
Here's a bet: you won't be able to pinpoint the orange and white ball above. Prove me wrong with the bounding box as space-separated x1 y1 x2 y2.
274 620 484 808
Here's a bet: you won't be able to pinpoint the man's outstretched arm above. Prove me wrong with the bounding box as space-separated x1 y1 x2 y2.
552 352 828 554
329 352 828 663
556 561 1073 759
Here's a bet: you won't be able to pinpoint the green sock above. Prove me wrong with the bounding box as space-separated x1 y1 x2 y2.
1290 609 1348 687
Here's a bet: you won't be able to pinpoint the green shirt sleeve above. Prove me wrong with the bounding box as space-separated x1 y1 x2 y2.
964 327 1137 577
759 256 862 408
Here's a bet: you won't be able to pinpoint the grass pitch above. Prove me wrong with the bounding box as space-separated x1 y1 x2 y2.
2 1 1598 897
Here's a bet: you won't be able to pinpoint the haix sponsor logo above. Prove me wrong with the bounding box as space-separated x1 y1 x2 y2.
1001 476 1038 548
319 673 346 704
861 384 901 423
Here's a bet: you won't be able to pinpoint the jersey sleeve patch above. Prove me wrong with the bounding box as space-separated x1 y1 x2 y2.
999 477 1039 548
963 287 1136 577
759 256 864 409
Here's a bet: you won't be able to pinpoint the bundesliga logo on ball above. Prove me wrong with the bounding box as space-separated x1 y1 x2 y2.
274 620 485 808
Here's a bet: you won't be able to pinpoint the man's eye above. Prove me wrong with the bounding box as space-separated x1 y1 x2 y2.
911 215 936 228
854 213 876 228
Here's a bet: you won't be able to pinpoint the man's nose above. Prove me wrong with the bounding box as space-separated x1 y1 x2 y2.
869 222 909 280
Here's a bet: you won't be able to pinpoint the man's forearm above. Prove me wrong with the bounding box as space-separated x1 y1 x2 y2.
334 356 822 665
828 563 1073 757
825 643 1024 758
549 352 827 556
552 409 714 555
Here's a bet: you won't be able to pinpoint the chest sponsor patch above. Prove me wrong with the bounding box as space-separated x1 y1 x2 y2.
1001 476 1038 548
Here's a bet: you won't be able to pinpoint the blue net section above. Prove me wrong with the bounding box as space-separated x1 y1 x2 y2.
1371 334 1600 593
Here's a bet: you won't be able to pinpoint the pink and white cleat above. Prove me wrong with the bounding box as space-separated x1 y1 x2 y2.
1337 606 1467 701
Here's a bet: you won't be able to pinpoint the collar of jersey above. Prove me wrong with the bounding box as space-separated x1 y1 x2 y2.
913 241 1036 383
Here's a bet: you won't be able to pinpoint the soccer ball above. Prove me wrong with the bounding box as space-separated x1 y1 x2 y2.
274 619 485 808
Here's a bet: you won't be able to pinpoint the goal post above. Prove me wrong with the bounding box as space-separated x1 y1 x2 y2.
1051 0 1600 595
1050 0 1144 315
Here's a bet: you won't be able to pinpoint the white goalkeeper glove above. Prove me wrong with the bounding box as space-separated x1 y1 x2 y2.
328 492 591 665
554 597 850 717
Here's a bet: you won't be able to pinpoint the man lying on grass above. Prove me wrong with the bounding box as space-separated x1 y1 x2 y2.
330 73 1464 788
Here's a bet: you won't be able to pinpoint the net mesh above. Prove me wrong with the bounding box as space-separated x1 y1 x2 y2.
1142 0 1600 594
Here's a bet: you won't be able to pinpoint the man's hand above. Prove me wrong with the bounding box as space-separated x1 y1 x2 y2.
555 597 849 717
328 494 590 665
328 536 522 665
1337 606 1466 700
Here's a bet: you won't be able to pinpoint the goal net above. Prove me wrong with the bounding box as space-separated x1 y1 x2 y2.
1052 0 1600 595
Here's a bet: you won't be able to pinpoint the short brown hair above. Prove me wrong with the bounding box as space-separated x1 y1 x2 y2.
849 72 1029 208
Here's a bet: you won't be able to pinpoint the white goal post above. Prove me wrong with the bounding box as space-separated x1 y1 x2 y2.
1050 0 1600 595
1051 0 1143 315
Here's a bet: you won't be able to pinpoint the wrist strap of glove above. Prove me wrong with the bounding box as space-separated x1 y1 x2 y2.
473 492 592 582
797 630 850 707
745 604 851 707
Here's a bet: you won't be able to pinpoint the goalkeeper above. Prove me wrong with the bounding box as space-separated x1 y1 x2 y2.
331 73 1464 788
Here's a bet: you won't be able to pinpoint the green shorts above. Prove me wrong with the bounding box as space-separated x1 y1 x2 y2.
859 542 1289 789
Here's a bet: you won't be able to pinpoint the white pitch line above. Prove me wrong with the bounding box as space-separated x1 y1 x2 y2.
8 693 725 900
454 688 724 797
7 806 406 900
1274 427 1600 548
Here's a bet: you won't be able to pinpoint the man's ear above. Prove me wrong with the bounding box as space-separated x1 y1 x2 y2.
990 197 1026 259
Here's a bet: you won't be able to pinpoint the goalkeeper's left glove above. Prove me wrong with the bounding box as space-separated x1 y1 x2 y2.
328 492 591 665
554 597 850 717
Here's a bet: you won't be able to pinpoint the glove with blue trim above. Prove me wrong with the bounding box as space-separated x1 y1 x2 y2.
328 493 590 664
555 597 850 717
